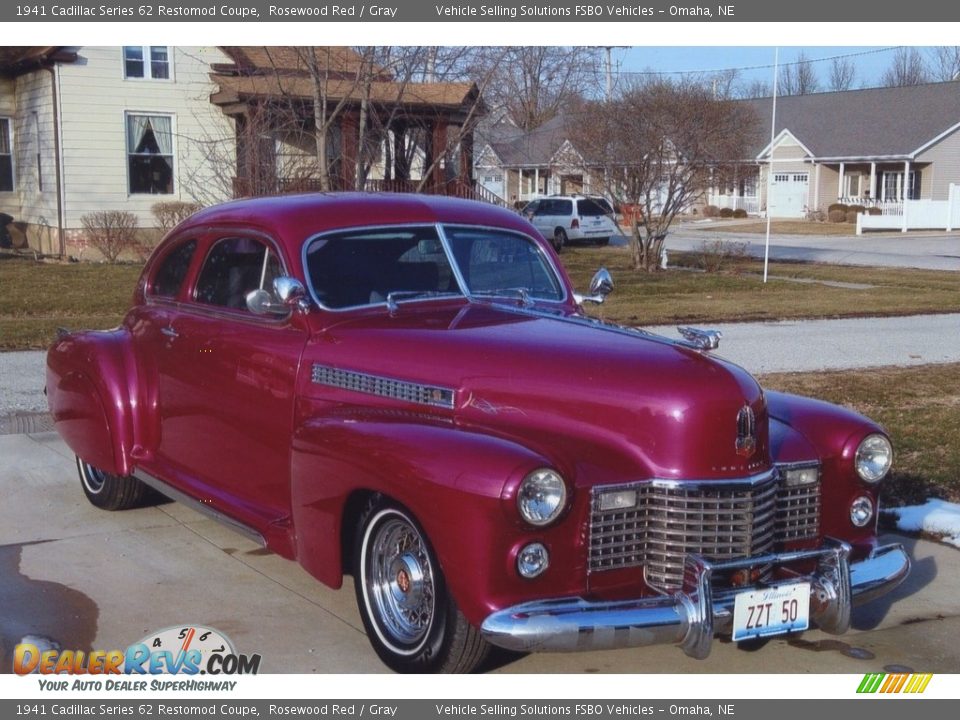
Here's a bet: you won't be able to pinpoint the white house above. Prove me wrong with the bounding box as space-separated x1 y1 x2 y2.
0 46 235 257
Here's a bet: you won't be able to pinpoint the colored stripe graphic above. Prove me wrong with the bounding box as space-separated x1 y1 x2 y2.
857 673 933 694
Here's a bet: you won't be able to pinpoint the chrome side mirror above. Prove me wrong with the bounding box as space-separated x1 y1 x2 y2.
575 267 614 305
274 276 309 309
245 289 288 317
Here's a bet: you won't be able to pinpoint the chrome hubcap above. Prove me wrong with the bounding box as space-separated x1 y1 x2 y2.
368 516 435 647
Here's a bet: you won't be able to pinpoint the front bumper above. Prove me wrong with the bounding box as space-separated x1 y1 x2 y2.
480 540 910 659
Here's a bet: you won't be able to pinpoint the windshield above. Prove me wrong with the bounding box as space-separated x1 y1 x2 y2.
442 226 565 302
304 226 463 309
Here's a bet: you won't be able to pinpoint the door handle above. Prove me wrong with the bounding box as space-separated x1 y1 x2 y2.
160 326 179 339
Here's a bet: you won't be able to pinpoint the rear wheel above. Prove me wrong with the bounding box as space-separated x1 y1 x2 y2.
354 497 489 673
77 456 149 511
552 228 567 252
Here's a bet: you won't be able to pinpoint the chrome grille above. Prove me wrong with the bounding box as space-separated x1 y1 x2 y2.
589 470 821 592
775 482 820 541
311 365 455 409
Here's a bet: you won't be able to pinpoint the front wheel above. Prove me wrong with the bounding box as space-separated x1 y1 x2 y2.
354 498 489 673
77 456 149 511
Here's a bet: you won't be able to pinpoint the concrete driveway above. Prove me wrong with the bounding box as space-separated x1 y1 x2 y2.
1 431 957 674
663 225 960 271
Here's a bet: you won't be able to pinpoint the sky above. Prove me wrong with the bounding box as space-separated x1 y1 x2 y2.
615 46 917 93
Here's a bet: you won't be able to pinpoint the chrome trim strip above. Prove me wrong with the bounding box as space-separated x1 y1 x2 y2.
481 541 909 658
311 363 456 409
590 468 778 495
132 470 266 547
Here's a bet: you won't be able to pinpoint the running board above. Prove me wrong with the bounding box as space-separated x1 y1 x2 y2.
134 470 266 547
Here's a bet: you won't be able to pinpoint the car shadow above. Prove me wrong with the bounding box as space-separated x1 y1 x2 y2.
851 535 936 632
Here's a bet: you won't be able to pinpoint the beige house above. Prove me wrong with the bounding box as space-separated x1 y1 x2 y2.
709 80 960 218
0 46 235 256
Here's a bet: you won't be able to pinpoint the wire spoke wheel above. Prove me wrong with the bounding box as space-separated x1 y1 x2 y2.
366 515 436 648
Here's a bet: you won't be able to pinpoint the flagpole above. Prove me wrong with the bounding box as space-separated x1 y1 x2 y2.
764 47 779 284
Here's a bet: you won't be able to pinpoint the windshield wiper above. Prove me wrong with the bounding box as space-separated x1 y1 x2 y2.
385 290 459 313
471 288 535 307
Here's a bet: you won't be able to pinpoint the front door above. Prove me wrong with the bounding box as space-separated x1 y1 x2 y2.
153 234 306 526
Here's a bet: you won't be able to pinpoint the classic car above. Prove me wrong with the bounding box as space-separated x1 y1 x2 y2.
46 192 910 673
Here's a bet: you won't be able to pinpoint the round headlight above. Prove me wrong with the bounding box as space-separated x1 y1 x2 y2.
850 495 875 527
517 469 567 526
855 434 893 483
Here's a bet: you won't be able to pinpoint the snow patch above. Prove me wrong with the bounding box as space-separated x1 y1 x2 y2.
885 499 960 549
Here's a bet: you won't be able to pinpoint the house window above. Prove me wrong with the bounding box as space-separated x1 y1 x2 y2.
124 46 170 80
0 118 13 192
127 114 174 195
844 174 862 198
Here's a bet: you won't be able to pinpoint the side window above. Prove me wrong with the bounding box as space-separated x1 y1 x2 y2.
150 239 197 298
194 237 282 311
556 200 573 216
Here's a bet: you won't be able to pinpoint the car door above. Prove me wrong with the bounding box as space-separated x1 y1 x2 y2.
153 233 307 525
530 199 556 237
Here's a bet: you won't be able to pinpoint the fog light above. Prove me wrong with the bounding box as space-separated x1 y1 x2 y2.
598 489 638 511
850 495 874 527
517 542 549 578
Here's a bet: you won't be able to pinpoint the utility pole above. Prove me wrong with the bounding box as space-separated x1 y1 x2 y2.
604 47 613 101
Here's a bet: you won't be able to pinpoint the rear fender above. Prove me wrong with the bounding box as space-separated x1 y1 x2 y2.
46 328 140 476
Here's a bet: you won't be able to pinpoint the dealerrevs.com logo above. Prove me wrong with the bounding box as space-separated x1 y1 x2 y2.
14 625 261 678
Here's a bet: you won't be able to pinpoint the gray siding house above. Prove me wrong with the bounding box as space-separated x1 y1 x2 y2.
710 80 960 218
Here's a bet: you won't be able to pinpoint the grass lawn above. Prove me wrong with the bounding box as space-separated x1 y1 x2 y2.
760 363 960 506
563 246 960 326
0 256 141 350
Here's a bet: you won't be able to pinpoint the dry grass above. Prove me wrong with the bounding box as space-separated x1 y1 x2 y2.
563 246 960 326
0 256 140 350
706 220 863 236
760 364 960 505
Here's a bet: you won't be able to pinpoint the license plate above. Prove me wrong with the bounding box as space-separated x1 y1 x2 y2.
732 582 810 641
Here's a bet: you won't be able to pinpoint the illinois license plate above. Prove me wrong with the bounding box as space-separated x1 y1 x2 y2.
732 582 810 641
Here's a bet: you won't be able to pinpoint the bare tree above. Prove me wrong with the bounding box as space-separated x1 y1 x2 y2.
930 46 960 81
881 48 929 87
739 79 772 99
479 47 602 131
570 78 758 272
828 57 856 91
779 52 819 96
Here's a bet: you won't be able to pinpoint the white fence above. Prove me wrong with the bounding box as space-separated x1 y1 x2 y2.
857 184 960 233
708 194 760 215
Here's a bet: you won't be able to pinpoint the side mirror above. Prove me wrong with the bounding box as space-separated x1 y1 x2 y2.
575 267 614 305
274 276 308 308
245 289 288 317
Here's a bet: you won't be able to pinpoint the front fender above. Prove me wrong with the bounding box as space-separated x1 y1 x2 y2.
46 328 140 476
289 409 589 626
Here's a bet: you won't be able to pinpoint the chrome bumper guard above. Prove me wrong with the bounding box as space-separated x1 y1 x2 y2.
480 540 910 659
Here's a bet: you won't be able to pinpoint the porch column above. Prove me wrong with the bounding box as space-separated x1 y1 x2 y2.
902 160 911 232
814 163 821 211
838 162 845 200
393 122 409 181
340 112 359 191
869 162 876 202
458 126 474 186
534 168 540 197
430 120 447 190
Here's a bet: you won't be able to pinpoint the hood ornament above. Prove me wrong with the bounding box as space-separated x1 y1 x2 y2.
735 405 757 458
677 326 722 351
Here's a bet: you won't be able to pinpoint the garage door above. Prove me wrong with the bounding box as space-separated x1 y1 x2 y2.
769 172 809 218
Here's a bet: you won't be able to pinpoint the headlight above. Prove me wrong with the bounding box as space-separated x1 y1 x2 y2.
855 434 893 483
517 468 567 526
517 542 550 578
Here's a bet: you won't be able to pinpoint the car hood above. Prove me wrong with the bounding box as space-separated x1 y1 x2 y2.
305 302 770 481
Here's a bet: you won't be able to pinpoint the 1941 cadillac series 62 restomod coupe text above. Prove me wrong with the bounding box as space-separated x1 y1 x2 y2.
47 193 910 673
